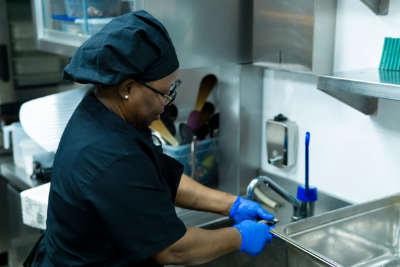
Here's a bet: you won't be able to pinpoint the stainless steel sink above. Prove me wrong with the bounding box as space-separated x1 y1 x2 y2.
193 218 287 267
188 175 351 267
272 193 400 267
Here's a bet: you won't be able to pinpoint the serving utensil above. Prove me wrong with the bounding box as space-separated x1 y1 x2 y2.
161 103 178 122
197 101 215 128
187 74 217 130
149 119 179 146
179 123 193 145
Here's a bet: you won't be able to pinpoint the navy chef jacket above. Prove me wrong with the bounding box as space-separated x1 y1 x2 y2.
42 93 187 266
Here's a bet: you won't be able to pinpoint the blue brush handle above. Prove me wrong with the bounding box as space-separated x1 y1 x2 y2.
305 132 310 197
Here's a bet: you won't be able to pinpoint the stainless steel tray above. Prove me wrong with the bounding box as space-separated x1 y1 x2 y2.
13 56 66 75
9 21 34 39
271 193 400 267
11 39 36 54
14 73 62 87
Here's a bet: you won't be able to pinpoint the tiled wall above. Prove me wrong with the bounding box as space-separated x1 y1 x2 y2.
261 0 400 203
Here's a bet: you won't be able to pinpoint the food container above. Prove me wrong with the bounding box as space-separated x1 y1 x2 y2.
21 183 50 230
74 18 112 35
54 15 112 35
19 138 54 175
64 0 122 18
3 122 30 168
163 138 218 185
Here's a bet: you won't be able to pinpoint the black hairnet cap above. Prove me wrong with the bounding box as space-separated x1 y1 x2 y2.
62 10 179 86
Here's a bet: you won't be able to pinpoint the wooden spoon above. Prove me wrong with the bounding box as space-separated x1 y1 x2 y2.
187 74 217 130
197 101 215 128
149 119 179 146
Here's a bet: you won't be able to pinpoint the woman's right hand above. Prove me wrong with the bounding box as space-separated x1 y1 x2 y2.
232 220 274 256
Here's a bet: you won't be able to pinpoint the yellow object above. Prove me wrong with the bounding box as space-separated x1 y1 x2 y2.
150 119 179 146
194 74 217 111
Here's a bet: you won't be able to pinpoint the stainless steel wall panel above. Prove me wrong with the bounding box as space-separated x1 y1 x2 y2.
173 66 220 119
219 64 264 196
143 0 253 70
239 65 263 195
312 0 337 75
32 0 253 70
253 0 314 72
219 65 241 195
253 0 337 75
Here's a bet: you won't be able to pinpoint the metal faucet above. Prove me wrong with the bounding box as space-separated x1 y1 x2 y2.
247 176 311 221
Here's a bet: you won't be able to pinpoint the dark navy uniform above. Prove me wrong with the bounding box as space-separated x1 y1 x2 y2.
25 93 186 266
24 9 185 267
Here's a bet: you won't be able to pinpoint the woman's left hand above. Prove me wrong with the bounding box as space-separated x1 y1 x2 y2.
229 196 274 223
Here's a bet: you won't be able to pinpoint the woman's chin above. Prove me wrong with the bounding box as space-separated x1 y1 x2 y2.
141 116 159 128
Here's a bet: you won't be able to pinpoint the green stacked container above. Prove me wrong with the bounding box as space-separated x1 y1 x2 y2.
380 37 400 71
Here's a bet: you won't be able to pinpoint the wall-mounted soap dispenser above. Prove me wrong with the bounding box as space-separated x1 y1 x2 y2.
266 114 298 168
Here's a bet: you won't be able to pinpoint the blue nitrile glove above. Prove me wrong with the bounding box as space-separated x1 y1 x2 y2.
229 196 274 223
232 220 274 256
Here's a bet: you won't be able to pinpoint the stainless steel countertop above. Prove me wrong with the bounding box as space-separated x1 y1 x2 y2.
0 159 228 227
246 170 352 225
1 161 45 191
189 172 352 267
0 158 351 227
180 171 352 227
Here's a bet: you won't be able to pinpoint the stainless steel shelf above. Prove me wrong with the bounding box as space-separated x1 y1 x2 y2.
360 0 389 16
317 68 400 115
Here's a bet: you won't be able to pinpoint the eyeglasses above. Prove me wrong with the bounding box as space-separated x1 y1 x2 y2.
135 80 180 107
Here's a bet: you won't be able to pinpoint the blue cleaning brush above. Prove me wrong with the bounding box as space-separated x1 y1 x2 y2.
305 132 310 197
296 131 318 218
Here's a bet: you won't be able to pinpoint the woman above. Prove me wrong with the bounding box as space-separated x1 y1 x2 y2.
25 10 275 267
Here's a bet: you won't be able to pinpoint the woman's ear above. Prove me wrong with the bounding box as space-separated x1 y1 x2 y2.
118 79 135 99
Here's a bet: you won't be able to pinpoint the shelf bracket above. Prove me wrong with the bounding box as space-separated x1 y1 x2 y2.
318 89 378 116
360 0 390 15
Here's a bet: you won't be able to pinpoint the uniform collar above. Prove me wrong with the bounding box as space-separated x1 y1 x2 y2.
81 93 151 138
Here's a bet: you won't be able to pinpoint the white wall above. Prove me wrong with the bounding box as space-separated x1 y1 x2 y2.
261 0 400 204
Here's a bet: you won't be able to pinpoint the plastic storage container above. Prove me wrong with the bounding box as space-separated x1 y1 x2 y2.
21 183 50 230
57 16 112 35
3 122 30 168
64 0 122 18
163 138 218 185
19 138 55 175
